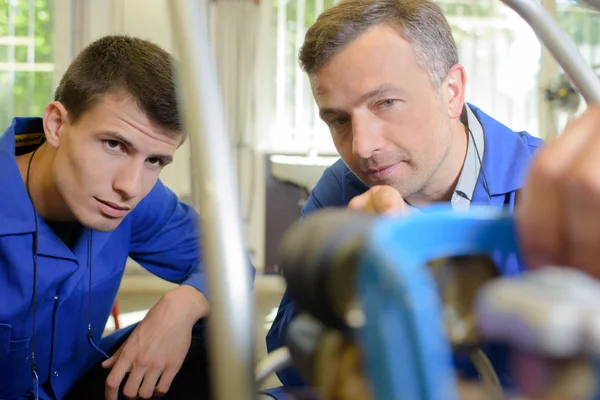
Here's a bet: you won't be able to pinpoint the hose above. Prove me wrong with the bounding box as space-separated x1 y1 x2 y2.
469 347 506 400
255 347 293 386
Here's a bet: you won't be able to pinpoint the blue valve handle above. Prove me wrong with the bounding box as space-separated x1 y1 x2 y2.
356 205 519 400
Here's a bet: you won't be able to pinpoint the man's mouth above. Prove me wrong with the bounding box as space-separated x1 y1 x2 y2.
95 198 130 219
366 163 400 180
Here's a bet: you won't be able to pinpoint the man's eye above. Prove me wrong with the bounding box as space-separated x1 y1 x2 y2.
329 117 349 127
379 99 397 108
147 158 163 167
105 140 122 150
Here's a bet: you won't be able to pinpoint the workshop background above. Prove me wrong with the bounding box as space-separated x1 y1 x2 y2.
1 0 599 390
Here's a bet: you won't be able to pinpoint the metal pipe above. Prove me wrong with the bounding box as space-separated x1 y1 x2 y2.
167 1 256 399
255 347 292 386
500 0 600 104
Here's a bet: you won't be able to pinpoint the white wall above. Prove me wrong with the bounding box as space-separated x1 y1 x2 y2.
52 0 267 269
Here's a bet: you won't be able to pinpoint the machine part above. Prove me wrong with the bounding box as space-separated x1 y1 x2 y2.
429 255 500 347
467 347 504 400
280 206 513 400
356 205 517 400
475 267 600 399
284 313 374 400
500 0 600 105
285 313 328 385
167 2 256 399
475 266 600 359
430 255 504 397
510 353 597 399
311 331 373 400
545 75 581 114
279 209 376 331
255 347 292 387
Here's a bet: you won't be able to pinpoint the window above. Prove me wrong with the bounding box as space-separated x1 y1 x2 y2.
556 1 600 112
267 0 547 154
0 0 54 130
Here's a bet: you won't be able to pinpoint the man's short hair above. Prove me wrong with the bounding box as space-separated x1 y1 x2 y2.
299 0 459 88
54 35 180 133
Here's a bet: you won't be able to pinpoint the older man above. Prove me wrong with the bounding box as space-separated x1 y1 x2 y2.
266 0 544 390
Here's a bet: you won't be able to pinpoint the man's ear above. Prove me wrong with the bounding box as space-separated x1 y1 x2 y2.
43 101 69 149
444 64 467 120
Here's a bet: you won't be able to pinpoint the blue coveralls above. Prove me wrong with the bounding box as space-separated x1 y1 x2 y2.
265 104 546 389
0 117 209 399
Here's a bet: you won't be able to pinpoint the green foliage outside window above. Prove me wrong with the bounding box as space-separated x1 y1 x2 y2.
0 0 54 130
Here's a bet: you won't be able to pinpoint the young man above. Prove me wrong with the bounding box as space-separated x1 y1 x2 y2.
266 0 544 390
0 35 251 400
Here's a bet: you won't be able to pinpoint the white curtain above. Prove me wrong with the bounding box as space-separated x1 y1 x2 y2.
211 0 262 248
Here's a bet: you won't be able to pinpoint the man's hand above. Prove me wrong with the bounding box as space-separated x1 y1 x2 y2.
102 286 209 400
347 185 407 216
516 106 600 278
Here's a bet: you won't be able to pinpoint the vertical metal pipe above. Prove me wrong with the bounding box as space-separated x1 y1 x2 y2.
500 0 600 104
167 1 256 399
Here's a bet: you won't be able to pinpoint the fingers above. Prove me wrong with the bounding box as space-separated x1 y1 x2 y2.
108 350 167 399
102 346 122 369
137 368 163 399
348 185 406 215
121 362 147 399
371 186 406 215
516 151 567 268
347 192 370 211
562 108 600 277
155 367 178 397
105 352 131 400
518 105 600 275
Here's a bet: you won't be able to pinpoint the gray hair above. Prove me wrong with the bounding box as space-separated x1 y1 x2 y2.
299 0 459 88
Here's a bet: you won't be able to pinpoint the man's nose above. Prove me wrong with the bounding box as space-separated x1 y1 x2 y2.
352 114 385 159
113 160 144 199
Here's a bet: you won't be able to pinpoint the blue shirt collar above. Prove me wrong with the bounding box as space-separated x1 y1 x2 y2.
467 103 535 196
0 117 45 236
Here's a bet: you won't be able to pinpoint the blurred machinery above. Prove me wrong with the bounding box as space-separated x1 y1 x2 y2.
545 65 600 115
167 0 600 399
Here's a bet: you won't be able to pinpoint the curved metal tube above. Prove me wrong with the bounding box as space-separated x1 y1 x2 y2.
255 347 292 386
500 0 600 104
167 1 256 399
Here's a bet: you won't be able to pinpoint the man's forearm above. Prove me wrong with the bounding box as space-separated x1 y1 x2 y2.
164 285 210 325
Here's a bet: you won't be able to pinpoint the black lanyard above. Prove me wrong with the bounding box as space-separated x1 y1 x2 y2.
24 147 109 400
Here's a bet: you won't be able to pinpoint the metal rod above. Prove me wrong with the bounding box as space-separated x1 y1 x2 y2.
255 347 292 386
167 1 256 399
500 0 600 104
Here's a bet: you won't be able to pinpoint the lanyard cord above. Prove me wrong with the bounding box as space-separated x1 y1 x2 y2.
25 147 40 398
87 230 110 359
24 146 109 399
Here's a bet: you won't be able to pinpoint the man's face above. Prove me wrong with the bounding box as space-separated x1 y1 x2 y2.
312 25 457 200
49 92 181 232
